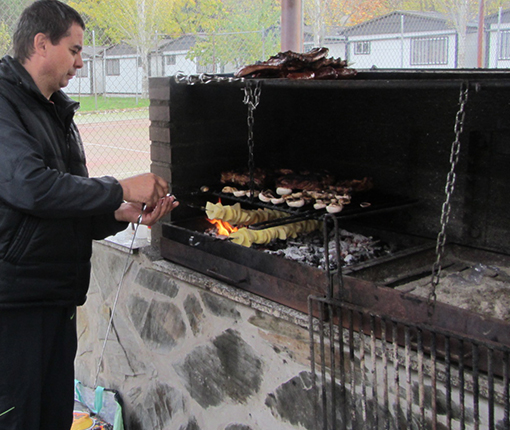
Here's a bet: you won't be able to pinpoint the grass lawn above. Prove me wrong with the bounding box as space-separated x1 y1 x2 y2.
70 95 150 112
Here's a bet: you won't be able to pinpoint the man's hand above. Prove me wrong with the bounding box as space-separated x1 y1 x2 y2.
119 173 169 207
114 194 179 225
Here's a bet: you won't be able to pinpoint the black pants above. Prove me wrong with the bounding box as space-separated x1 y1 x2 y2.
0 306 77 430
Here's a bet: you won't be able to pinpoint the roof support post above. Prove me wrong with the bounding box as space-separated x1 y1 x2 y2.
281 0 303 52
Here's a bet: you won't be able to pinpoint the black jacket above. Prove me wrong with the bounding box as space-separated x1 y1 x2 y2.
0 55 127 307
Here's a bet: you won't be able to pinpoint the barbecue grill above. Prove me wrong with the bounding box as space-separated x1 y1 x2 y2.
149 70 510 429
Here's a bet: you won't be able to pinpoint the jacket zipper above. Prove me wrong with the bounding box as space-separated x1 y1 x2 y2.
3 215 39 264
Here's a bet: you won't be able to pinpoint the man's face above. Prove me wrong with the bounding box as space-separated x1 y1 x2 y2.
43 23 84 94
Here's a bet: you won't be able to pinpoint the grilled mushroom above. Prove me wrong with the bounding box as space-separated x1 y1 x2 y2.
259 189 277 203
286 197 305 208
222 186 237 194
276 187 292 196
314 200 327 210
326 202 343 213
271 196 286 205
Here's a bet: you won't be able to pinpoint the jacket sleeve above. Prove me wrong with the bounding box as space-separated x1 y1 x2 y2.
0 98 124 219
91 212 129 240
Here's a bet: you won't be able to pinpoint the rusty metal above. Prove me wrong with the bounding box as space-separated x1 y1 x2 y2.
308 295 510 430
161 220 510 353
428 82 470 313
159 69 510 430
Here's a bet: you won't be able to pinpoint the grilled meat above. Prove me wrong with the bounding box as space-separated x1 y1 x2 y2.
235 48 357 80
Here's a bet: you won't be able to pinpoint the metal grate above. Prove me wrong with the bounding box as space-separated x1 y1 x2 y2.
308 295 510 430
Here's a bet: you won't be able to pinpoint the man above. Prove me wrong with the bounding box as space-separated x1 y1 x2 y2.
0 1 178 428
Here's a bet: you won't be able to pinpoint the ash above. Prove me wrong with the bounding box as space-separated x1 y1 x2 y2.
258 229 391 270
399 263 510 322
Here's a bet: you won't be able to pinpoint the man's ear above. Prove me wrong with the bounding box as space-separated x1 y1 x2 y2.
33 32 49 57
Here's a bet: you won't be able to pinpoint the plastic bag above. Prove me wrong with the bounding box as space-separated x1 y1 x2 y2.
72 380 124 430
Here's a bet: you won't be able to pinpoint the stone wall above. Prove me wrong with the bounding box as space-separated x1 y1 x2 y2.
75 239 319 430
76 237 510 430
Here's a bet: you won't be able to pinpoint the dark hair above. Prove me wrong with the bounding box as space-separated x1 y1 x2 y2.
13 0 85 63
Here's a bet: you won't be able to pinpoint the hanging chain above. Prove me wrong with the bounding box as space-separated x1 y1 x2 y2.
174 73 261 199
242 80 262 199
427 82 469 313
174 72 245 85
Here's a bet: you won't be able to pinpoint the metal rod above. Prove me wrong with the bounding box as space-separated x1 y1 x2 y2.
331 215 344 297
247 198 419 230
370 314 378 429
94 204 145 387
504 351 509 430
488 347 495 430
431 332 437 430
473 343 480 430
323 218 332 300
393 323 401 427
418 328 425 429
319 302 328 430
338 305 346 430
307 296 319 426
459 339 466 430
405 326 412 429
349 309 356 428
446 336 452 429
359 311 367 424
328 303 337 430
381 319 389 430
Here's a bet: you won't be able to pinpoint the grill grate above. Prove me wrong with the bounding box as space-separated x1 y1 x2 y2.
308 295 510 430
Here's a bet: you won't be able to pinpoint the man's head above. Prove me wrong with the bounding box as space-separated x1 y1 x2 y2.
13 0 85 64
12 0 85 98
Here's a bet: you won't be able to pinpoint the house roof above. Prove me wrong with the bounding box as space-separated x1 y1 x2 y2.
105 43 137 56
485 8 510 26
303 25 347 42
157 35 197 53
81 45 105 58
343 10 458 37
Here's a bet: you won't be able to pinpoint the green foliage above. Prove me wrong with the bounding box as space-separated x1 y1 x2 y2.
171 0 225 34
69 0 180 45
0 22 11 56
184 0 281 69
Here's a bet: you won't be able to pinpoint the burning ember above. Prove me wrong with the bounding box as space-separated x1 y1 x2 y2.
207 218 238 236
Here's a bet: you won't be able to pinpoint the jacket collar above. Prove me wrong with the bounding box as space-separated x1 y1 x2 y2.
0 55 80 117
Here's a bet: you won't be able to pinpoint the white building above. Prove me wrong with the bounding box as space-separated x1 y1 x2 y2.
150 35 198 77
65 46 105 95
66 10 510 97
343 11 478 69
486 8 510 68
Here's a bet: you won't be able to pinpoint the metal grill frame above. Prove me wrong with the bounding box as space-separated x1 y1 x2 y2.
308 295 510 430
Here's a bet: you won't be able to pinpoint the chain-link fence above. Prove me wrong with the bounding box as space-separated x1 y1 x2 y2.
1 0 509 179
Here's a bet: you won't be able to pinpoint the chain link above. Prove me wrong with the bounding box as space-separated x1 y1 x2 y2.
242 80 262 199
428 82 469 313
174 73 261 199
174 72 246 85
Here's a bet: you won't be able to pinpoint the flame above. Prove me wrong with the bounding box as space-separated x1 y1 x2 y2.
207 218 238 236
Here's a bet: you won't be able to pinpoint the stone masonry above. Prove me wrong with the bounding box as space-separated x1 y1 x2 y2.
75 239 320 430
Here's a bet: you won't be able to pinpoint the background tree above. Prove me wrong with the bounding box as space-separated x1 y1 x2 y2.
0 22 11 56
180 0 280 71
0 0 32 54
305 0 389 47
70 0 180 96
169 0 280 70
